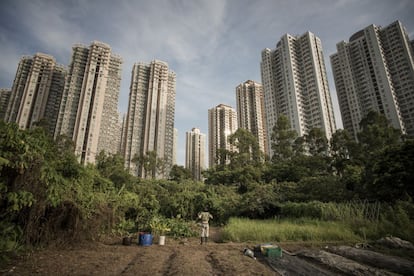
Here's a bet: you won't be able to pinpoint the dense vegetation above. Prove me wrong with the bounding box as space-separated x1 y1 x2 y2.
1 111 413 261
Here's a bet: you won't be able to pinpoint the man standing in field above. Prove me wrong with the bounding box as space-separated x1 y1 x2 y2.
198 207 213 244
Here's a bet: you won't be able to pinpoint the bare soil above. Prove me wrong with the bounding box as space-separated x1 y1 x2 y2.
1 228 413 275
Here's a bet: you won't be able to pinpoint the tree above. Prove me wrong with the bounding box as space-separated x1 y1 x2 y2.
239 182 281 219
169 165 192 181
132 151 165 179
356 111 403 198
369 140 414 202
292 136 306 157
95 151 132 189
228 128 263 167
305 128 329 157
270 115 297 162
204 128 264 187
357 110 402 160
330 129 358 176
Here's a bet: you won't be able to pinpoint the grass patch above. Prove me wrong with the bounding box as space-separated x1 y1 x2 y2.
222 217 362 243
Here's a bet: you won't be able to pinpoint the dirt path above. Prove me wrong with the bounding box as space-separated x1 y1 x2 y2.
2 239 277 276
2 229 413 275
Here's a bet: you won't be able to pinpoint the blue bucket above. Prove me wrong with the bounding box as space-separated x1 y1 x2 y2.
138 233 153 246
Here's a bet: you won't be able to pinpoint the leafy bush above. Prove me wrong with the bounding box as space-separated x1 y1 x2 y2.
0 221 22 263
114 219 136 236
165 217 197 238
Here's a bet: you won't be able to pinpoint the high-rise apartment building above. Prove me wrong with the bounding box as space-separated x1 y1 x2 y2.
331 21 414 138
173 128 178 165
5 57 32 124
208 104 238 168
261 32 336 157
4 53 66 135
186 128 206 181
122 60 176 179
236 80 267 155
55 41 122 164
0 88 11 120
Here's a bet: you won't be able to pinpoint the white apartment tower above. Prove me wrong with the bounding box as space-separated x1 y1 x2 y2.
0 89 11 120
123 60 176 179
261 32 336 157
186 128 206 181
173 128 178 165
331 21 414 138
5 53 66 135
208 104 238 168
55 41 122 164
236 80 267 155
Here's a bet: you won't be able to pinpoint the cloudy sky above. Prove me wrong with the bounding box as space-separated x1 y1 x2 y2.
1 0 413 165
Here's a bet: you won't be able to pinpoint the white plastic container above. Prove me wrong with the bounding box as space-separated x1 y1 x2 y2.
159 235 166 245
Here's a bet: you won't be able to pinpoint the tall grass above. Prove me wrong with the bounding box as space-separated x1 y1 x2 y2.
280 200 381 223
222 217 361 243
222 200 414 243
279 200 414 242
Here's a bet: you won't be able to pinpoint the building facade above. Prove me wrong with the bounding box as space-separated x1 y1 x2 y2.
0 89 11 120
55 41 122 164
331 21 414 138
122 60 176 179
5 53 66 135
185 128 206 181
261 32 336 157
173 128 178 166
235 80 267 155
208 104 238 168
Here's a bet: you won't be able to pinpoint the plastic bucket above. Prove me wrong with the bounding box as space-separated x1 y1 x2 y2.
138 233 153 246
159 235 165 245
137 232 145 245
122 237 132 246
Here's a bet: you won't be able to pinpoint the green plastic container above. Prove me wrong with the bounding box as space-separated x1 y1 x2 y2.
266 246 282 258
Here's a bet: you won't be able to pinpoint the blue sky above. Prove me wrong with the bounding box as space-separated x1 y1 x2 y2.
1 0 413 165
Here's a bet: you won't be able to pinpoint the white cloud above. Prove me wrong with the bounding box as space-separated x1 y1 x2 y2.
1 0 414 164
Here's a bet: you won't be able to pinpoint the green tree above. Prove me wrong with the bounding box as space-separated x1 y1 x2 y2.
270 115 297 162
293 136 306 157
369 140 414 201
204 128 264 187
295 175 346 202
169 165 193 181
95 151 132 189
239 182 281 219
305 128 329 157
356 111 403 199
357 110 402 161
132 151 165 179
228 128 263 167
330 129 358 176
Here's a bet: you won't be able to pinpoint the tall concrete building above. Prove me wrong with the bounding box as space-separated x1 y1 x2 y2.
0 89 11 120
331 21 414 138
5 57 33 123
4 53 66 135
186 128 206 181
55 41 122 164
173 128 178 165
236 80 267 155
123 60 176 179
261 32 336 157
208 104 238 168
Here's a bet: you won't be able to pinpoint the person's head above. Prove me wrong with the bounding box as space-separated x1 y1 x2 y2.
204 206 209 212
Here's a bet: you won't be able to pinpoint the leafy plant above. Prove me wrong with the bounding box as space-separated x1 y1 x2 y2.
149 215 170 236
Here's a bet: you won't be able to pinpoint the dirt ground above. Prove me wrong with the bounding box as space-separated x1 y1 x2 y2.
1 228 279 276
2 228 414 275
